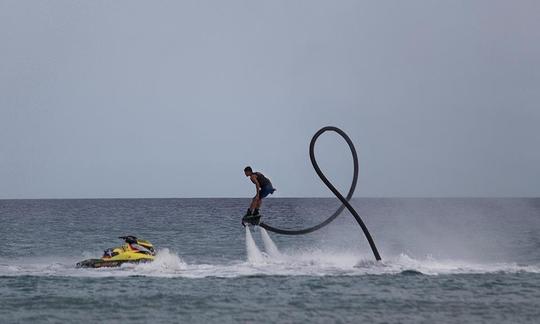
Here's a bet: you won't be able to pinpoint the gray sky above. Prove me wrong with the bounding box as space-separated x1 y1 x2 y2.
1 0 539 198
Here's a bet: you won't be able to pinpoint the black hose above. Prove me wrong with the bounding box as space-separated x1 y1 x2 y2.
259 126 382 261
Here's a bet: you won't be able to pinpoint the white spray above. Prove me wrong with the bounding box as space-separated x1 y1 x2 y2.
260 228 282 259
245 226 264 264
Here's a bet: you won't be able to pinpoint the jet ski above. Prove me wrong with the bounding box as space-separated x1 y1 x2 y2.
76 235 156 268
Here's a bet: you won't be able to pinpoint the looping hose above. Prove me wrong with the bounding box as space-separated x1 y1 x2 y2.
259 126 382 261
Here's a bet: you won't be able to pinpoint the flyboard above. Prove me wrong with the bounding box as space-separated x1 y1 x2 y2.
242 214 262 227
241 126 382 261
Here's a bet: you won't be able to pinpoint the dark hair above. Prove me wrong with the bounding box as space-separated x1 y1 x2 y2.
244 166 252 173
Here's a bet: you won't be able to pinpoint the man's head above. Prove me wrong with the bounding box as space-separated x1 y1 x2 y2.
244 166 253 177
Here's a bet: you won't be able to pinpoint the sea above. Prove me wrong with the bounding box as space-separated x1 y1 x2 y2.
1 198 539 323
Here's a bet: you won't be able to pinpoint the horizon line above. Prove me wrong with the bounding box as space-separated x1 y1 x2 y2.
1 196 539 201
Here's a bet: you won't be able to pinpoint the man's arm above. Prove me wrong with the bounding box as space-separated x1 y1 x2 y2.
250 174 261 199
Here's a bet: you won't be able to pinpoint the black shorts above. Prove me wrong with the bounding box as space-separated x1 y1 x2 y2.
259 185 276 199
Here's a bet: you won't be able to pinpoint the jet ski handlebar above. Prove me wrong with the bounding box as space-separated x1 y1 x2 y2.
118 236 138 244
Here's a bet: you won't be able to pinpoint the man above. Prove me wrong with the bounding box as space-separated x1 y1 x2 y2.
244 166 275 216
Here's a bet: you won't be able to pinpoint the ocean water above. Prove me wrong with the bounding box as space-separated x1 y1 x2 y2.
1 198 539 323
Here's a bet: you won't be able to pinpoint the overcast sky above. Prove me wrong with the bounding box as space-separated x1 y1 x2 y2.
1 1 539 198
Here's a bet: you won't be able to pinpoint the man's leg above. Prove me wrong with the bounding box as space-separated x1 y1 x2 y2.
246 197 257 215
252 198 262 215
250 197 259 210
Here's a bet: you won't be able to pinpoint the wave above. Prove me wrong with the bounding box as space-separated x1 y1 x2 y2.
1 250 539 279
0 228 538 278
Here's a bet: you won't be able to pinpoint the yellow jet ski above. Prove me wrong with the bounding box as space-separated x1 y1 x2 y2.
76 236 156 268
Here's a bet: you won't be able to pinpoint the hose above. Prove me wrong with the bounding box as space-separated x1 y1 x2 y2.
259 126 382 261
